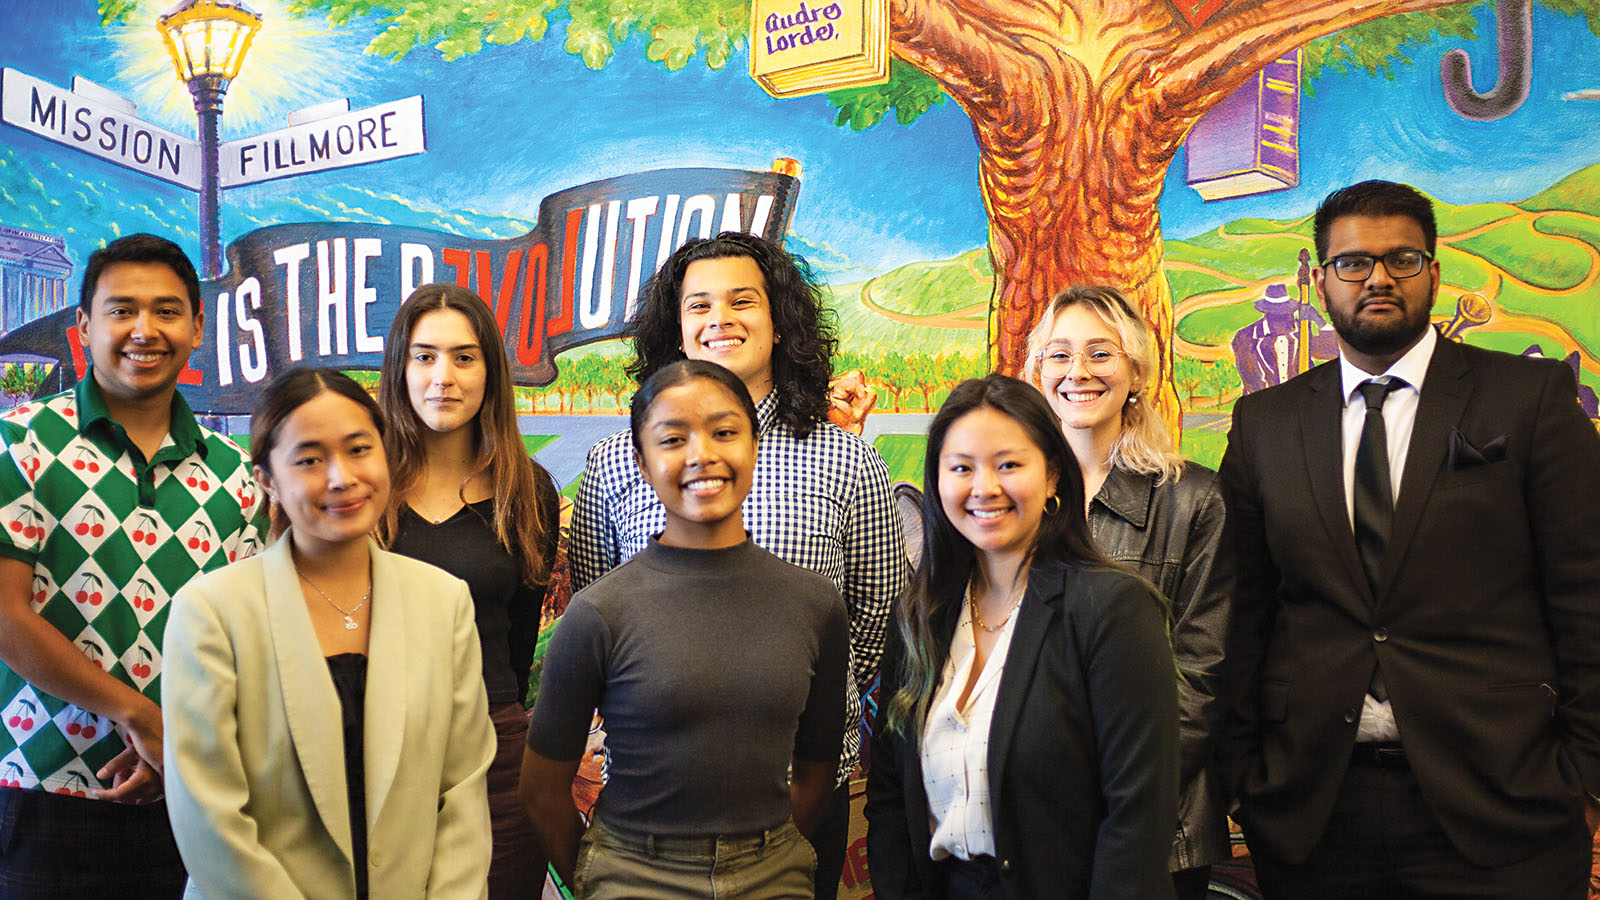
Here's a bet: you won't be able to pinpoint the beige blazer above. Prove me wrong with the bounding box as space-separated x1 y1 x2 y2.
162 533 496 899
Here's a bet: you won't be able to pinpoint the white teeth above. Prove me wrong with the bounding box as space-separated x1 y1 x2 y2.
125 352 162 362
704 338 742 350
684 478 726 492
970 508 1008 519
1065 392 1100 402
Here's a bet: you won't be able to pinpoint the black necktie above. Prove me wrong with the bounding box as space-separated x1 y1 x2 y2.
1354 377 1403 701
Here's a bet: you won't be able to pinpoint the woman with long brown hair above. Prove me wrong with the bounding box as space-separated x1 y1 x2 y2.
378 283 561 898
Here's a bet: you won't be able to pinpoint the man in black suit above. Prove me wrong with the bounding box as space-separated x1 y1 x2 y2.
1218 180 1600 899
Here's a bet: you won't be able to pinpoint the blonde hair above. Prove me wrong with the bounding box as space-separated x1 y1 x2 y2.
1024 285 1185 483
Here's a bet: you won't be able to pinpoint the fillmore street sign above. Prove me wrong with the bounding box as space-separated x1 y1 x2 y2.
0 164 802 412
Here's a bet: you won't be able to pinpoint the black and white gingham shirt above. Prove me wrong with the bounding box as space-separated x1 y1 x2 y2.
570 390 907 785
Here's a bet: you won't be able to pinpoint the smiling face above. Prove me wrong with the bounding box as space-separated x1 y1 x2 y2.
405 308 487 437
1038 304 1136 439
634 377 757 550
678 255 777 402
937 406 1058 573
76 261 203 416
257 391 390 556
1314 214 1440 374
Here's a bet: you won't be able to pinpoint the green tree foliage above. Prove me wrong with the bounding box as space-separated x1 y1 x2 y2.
101 2 1600 132
1301 3 1600 95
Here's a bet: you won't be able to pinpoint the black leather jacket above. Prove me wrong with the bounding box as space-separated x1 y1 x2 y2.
1088 464 1231 872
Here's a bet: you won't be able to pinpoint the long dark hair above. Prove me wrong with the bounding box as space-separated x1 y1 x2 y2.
625 232 837 439
884 375 1111 735
376 283 555 585
251 367 384 538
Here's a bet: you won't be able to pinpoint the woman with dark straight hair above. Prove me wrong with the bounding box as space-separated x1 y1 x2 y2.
866 374 1179 900
164 367 495 898
377 283 560 898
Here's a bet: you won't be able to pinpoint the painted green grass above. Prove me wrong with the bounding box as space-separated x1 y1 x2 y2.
1165 269 1239 302
1164 234 1313 279
865 250 992 317
873 434 929 485
1482 280 1600 360
1435 202 1521 235
1523 162 1600 215
1435 247 1494 292
1179 426 1228 471
1454 218 1590 291
1534 211 1600 253
1220 216 1310 236
831 278 987 357
1177 303 1260 345
523 435 558 456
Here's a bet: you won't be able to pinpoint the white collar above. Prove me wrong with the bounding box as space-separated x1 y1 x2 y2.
1338 322 1438 402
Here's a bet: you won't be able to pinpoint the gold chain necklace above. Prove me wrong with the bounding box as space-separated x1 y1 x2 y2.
299 571 371 631
969 580 1024 633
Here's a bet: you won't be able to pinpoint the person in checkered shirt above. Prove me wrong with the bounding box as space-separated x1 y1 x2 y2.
569 232 908 900
0 234 268 899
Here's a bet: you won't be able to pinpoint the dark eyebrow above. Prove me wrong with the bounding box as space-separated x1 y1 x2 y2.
681 286 762 301
650 410 744 429
101 294 185 306
409 342 481 353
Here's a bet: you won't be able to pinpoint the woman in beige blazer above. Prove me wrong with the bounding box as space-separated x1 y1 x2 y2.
162 368 496 899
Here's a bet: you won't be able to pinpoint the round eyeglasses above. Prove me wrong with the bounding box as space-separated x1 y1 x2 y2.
1035 347 1126 379
1321 249 1433 283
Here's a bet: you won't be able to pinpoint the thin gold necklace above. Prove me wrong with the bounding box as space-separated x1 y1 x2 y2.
969 580 1024 633
299 571 371 631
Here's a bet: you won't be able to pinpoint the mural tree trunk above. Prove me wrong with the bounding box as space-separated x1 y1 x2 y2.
889 0 1472 435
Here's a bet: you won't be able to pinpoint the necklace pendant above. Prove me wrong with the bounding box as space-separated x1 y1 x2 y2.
343 615 358 631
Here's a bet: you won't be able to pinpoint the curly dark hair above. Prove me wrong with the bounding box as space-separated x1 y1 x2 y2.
625 232 837 439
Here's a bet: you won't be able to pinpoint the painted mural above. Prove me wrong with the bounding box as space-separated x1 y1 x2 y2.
4 1 1600 897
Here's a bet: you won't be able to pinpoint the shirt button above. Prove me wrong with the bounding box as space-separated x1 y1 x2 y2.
1373 627 1388 642
1344 708 1358 723
1000 859 1012 874
370 849 383 868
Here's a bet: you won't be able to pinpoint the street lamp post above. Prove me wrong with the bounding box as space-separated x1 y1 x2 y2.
158 0 261 280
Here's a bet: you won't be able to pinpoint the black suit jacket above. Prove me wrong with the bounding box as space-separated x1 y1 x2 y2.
1217 335 1600 866
864 561 1178 900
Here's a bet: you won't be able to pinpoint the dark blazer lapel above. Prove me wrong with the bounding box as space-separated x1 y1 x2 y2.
1298 364 1374 611
363 540 409 828
262 533 355 862
986 565 1060 808
1379 337 1471 599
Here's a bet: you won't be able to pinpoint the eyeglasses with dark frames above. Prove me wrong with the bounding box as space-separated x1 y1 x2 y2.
1321 249 1433 283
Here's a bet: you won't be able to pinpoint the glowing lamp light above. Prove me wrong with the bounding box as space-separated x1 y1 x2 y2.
156 0 262 280
158 0 262 84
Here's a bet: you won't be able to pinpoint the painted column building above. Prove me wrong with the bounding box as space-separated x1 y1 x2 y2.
0 227 71 335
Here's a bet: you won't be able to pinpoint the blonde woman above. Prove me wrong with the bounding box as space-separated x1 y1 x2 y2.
1025 286 1231 900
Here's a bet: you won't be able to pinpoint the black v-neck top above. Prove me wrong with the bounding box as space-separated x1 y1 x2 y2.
388 470 559 704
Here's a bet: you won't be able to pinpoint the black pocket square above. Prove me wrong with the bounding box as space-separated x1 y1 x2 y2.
1447 429 1508 469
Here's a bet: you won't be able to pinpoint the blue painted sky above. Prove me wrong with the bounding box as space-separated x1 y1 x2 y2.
2 1 1599 278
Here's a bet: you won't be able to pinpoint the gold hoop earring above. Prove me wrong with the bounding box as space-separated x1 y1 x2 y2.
1043 494 1061 516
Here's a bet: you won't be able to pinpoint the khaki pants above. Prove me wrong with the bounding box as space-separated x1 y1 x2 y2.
574 815 817 900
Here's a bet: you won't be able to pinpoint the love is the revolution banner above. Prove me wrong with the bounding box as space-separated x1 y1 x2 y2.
0 164 800 412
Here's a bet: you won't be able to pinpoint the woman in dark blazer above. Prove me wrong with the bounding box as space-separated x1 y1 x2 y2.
865 375 1178 900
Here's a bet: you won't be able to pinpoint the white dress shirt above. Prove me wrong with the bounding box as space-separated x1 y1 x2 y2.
1337 324 1439 741
920 590 1022 862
